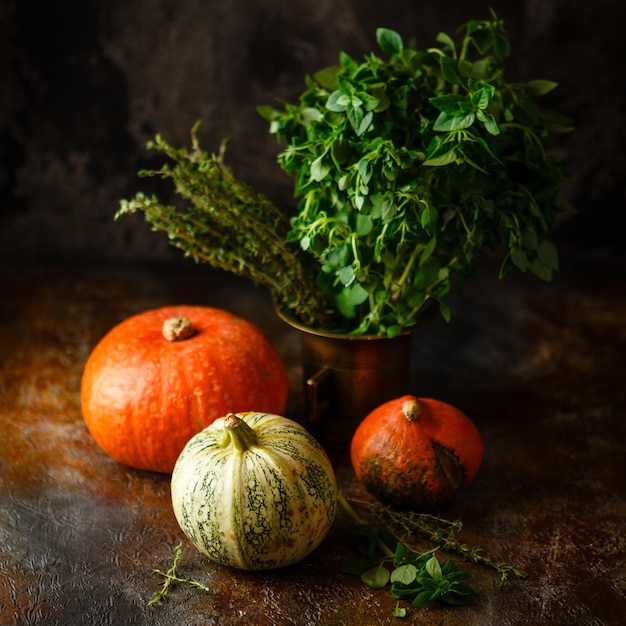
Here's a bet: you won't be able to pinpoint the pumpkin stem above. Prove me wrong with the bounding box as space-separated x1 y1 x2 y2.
162 317 196 341
223 413 259 452
402 398 421 421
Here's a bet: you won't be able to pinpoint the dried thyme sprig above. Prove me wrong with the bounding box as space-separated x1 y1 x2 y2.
116 123 333 329
148 543 210 606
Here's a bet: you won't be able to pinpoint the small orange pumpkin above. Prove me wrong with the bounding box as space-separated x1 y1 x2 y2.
350 395 483 509
81 305 289 473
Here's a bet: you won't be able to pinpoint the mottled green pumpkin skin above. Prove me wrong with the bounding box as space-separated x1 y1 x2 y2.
171 412 338 570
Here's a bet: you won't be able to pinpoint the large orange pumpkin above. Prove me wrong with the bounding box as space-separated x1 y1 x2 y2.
81 305 289 473
350 395 483 509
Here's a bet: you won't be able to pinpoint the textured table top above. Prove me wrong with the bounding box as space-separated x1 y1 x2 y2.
1 250 625 625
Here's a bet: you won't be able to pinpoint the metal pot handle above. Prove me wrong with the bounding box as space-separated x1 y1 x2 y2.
306 367 331 424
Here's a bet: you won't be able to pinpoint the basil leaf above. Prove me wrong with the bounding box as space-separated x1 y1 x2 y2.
376 28 403 55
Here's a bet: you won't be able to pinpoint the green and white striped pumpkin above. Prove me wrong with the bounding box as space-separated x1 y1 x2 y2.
171 412 338 570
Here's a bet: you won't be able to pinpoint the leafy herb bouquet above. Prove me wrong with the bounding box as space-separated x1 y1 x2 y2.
118 11 572 337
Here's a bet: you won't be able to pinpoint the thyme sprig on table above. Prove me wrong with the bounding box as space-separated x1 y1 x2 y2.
116 125 333 329
147 543 210 607
342 495 525 588
338 494 525 618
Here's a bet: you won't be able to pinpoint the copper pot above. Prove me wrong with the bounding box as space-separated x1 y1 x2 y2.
276 308 416 443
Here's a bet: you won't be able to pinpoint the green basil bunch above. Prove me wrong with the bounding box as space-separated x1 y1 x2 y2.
260 12 572 336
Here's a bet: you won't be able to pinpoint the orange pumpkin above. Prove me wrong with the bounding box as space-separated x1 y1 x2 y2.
81 305 289 473
350 395 483 509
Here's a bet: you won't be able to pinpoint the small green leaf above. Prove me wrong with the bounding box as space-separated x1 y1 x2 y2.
423 147 457 167
391 584 423 600
376 28 403 55
469 26 495 54
439 300 451 323
358 158 372 185
339 266 356 286
420 207 438 233
310 155 330 182
371 86 390 112
537 239 559 270
335 290 356 319
440 57 462 85
450 581 475 597
420 237 437 264
471 83 495 109
531 257 553 281
433 110 475 132
357 110 374 136
522 228 538 250
391 603 407 618
314 66 340 90
477 110 500 135
435 31 456 51
413 590 435 609
356 214 373 236
394 542 406 566
429 93 465 113
386 325 402 338
494 31 510 59
361 92 382 112
425 556 443 580
381 198 397 222
362 564 391 589
301 107 323 124
511 248 528 272
346 105 363 134
525 79 558 96
326 90 350 112
346 282 369 305
390 564 418 585
256 105 276 122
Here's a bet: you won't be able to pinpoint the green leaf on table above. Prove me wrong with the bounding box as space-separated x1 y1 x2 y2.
362 563 391 589
391 603 407 618
391 564 419 585
425 555 443 580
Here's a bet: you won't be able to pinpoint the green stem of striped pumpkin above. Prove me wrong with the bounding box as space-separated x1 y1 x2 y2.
223 413 259 452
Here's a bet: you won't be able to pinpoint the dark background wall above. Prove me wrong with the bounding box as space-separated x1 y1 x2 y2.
1 0 624 265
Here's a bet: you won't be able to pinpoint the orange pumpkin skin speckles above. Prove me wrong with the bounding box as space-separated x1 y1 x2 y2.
350 395 483 510
81 306 289 473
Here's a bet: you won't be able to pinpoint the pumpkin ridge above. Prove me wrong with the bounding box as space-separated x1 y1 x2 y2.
245 450 300 567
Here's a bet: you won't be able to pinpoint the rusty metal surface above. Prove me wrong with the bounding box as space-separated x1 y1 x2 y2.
1 253 625 626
